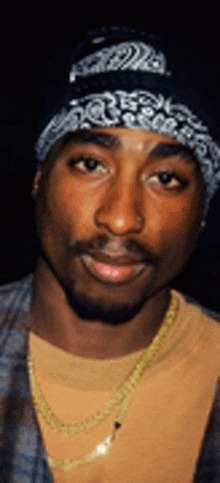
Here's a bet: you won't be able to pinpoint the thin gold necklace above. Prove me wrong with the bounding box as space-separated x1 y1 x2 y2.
28 292 180 472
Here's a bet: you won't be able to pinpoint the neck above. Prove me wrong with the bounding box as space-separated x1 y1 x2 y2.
32 258 172 359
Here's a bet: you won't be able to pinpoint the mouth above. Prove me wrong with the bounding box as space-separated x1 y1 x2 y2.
80 253 147 284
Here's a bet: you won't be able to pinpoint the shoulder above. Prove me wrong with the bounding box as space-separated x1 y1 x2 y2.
0 273 33 312
173 289 220 360
175 289 220 324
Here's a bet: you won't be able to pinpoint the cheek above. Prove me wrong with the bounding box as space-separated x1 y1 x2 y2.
145 195 203 253
44 176 97 239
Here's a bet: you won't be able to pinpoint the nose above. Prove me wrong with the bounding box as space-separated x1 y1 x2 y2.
94 178 144 235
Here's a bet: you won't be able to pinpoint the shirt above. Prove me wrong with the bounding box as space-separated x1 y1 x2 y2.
0 274 220 482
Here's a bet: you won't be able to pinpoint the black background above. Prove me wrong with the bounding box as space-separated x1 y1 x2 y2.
0 21 220 311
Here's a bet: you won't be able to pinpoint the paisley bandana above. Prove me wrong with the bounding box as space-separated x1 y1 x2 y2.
35 33 220 210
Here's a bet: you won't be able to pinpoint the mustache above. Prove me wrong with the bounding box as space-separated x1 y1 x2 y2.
68 236 159 265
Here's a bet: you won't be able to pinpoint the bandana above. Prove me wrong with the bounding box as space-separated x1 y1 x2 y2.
34 29 220 211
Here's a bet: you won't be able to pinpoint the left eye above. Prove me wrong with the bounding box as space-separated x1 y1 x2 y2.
148 171 186 189
69 156 107 174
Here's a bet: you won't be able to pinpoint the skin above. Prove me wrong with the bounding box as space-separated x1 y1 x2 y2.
31 128 206 359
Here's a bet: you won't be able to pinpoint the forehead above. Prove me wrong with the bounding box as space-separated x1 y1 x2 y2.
61 128 180 152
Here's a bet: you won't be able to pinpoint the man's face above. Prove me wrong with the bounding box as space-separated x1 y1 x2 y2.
33 129 206 325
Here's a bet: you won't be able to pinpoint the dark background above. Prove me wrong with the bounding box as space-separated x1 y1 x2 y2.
0 23 220 312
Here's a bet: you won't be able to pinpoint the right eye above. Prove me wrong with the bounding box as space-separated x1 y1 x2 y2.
68 156 108 175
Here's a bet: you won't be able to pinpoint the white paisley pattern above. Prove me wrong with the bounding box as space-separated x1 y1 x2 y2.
35 90 220 207
69 42 169 83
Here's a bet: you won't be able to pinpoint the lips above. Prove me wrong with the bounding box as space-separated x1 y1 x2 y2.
80 253 147 284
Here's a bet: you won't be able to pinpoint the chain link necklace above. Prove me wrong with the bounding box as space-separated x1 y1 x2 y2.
28 292 180 472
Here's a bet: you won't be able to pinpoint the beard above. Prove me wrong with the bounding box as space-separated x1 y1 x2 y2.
63 278 151 326
37 233 168 326
58 236 161 326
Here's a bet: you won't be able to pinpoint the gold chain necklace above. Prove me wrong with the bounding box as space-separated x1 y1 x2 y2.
28 292 179 472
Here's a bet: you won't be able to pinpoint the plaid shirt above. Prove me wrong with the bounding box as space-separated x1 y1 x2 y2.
0 274 219 482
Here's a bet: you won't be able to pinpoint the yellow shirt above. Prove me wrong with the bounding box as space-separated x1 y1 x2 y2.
30 290 220 483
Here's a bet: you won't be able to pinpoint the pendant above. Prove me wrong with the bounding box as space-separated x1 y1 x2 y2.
48 423 122 471
95 435 114 456
89 421 122 460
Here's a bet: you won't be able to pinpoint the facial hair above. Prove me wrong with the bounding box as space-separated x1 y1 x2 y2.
63 278 154 326
45 234 160 326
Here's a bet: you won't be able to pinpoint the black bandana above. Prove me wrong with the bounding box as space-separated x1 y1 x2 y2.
35 28 220 211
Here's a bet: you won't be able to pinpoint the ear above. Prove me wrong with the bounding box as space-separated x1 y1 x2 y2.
203 207 208 219
31 170 44 199
198 209 208 234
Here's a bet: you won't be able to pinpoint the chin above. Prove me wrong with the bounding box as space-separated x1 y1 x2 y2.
62 272 170 326
64 281 152 326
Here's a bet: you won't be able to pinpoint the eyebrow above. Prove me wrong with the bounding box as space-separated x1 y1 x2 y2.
61 130 198 166
150 143 198 166
61 130 121 150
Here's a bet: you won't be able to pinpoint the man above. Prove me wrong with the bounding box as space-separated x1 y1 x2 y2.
1 28 220 482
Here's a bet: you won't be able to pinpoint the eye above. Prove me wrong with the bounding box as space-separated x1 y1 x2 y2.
68 156 108 175
148 171 188 190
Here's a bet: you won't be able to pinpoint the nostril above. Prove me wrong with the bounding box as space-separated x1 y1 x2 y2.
95 206 144 235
